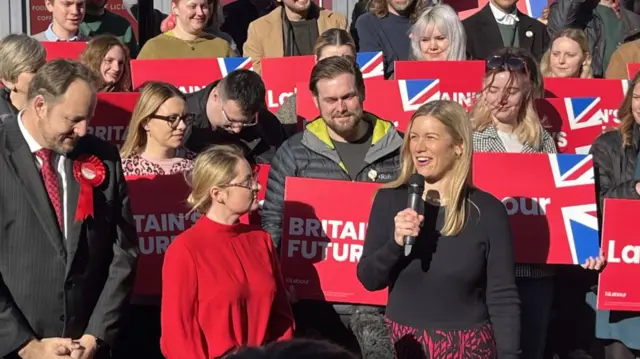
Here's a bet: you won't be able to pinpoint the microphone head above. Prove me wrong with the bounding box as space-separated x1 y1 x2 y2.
409 173 425 186
408 173 425 192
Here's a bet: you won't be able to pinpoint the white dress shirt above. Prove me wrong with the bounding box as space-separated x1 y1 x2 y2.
489 1 519 25
17 111 69 239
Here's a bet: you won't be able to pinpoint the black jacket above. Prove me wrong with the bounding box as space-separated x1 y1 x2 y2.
590 124 640 217
184 81 287 164
463 5 550 61
548 0 640 78
0 89 17 117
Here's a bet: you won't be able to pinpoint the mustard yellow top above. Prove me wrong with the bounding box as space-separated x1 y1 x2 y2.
137 31 233 59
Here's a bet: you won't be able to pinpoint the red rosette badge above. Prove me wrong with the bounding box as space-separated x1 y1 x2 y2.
73 155 106 221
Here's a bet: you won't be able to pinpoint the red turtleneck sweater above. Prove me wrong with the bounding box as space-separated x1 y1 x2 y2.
160 216 294 359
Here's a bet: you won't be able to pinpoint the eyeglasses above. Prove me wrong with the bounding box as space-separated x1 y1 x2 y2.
150 113 195 129
220 169 260 191
221 107 258 129
486 55 530 77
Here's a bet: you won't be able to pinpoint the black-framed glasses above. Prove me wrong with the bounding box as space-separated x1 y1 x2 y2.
221 108 258 129
486 55 529 77
150 113 195 129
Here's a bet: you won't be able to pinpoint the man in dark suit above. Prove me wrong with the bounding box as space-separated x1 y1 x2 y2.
463 0 550 61
0 59 138 359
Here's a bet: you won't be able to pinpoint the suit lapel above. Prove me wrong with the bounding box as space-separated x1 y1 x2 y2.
517 13 535 53
3 116 66 258
265 9 285 58
64 156 83 264
478 6 505 55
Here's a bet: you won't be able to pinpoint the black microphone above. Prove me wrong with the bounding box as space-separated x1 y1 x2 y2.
404 173 425 256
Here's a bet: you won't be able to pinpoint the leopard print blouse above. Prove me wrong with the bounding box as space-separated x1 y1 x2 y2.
122 150 196 176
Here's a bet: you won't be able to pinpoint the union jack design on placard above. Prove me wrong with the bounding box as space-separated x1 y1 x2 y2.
217 57 253 77
622 79 630 95
549 154 594 188
564 97 603 131
524 0 547 18
550 154 599 264
399 79 440 112
561 204 600 265
356 52 384 79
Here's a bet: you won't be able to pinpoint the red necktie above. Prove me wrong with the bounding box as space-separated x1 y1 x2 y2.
35 148 63 231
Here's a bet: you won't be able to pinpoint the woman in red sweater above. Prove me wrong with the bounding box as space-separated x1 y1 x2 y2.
160 145 295 358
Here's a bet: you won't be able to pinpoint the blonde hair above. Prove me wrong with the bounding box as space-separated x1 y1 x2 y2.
0 34 46 83
540 28 592 79
385 100 473 236
186 145 246 214
471 49 543 148
120 82 186 158
409 4 467 61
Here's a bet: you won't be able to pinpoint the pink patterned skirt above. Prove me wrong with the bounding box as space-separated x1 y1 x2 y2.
384 317 497 359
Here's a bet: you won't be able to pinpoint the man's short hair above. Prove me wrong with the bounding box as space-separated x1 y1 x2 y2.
0 34 46 83
309 56 365 98
27 59 100 103
217 69 266 117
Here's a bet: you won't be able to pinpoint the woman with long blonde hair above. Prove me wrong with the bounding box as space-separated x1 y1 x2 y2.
358 100 520 358
471 47 602 359
540 28 592 78
121 81 196 176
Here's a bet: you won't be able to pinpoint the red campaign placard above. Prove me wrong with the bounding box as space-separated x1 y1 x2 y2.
472 152 600 264
544 78 629 129
455 0 546 19
598 199 640 311
280 177 387 305
239 164 271 226
262 52 384 112
394 61 485 110
89 92 139 149
128 174 200 297
29 0 138 39
628 63 640 80
295 79 441 132
536 97 611 154
130 57 253 93
42 42 87 61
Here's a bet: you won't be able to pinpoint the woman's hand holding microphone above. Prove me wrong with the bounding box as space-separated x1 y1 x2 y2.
394 209 425 247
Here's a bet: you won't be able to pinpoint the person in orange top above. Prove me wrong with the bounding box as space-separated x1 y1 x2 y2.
160 144 294 358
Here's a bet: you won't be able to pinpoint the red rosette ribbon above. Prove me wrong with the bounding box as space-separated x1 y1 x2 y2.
73 155 106 222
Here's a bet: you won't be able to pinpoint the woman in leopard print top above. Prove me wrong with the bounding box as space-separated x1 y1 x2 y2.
121 81 196 176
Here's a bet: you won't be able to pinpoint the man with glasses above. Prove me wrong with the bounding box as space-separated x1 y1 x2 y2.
184 69 287 164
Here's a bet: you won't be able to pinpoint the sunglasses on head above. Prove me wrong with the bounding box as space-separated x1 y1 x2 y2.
486 55 528 74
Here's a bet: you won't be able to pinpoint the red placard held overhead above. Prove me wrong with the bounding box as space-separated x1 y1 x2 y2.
90 92 139 149
262 52 384 112
296 79 441 132
544 78 629 128
472 153 600 264
598 199 640 312
42 42 87 61
454 0 547 19
536 97 609 154
394 61 485 110
280 178 387 305
130 57 253 93
128 174 200 298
